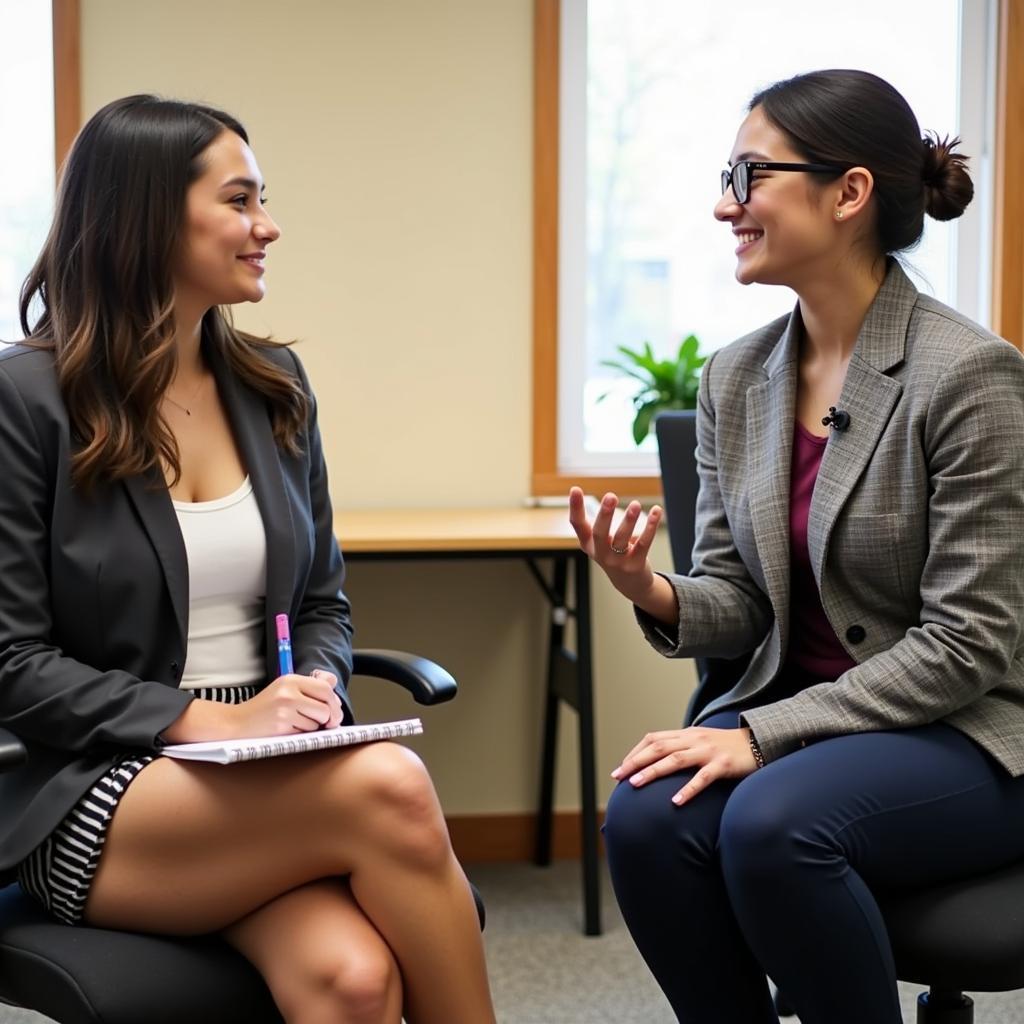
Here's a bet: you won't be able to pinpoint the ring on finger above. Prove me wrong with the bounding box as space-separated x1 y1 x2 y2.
610 544 628 555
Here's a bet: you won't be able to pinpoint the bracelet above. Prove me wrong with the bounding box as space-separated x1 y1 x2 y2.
747 730 766 770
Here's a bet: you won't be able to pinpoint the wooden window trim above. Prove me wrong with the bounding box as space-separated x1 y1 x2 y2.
993 0 1024 350
530 0 660 499
532 0 1024 497
52 0 80 174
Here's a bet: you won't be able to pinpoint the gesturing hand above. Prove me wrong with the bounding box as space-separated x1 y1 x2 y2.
567 487 663 604
568 487 680 625
611 727 759 806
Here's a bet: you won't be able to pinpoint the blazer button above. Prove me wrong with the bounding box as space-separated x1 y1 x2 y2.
170 660 180 676
845 625 866 644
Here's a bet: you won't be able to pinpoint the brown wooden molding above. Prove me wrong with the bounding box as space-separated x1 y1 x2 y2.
529 1 663 501
533 470 662 500
446 810 606 863
993 0 1024 350
52 0 81 174
531 0 562 494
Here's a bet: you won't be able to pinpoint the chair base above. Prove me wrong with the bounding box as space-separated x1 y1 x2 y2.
917 989 973 1024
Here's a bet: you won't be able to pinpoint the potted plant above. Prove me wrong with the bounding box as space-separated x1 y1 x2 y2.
599 334 707 444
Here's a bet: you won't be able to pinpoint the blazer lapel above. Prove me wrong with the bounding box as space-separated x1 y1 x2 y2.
807 264 913 582
209 346 297 672
745 311 801 657
124 470 190 653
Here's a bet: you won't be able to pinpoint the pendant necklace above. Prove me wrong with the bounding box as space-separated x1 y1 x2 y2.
163 377 206 417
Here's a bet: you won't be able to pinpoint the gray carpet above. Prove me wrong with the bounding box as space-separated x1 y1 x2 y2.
4 863 1022 1022
470 859 1024 1024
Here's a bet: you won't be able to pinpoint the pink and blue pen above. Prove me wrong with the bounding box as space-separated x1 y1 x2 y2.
275 614 294 676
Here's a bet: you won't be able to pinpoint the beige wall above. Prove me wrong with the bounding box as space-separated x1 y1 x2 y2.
82 0 694 815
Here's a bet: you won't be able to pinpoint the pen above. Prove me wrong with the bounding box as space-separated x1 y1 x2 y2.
276 613 294 676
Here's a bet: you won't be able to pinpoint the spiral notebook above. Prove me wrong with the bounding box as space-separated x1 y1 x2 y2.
160 718 423 764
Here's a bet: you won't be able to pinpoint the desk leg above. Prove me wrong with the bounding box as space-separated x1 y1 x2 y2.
534 558 567 868
574 553 602 936
531 553 601 935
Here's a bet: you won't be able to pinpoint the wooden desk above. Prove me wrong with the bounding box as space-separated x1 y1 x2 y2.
335 507 602 935
337 506 585 553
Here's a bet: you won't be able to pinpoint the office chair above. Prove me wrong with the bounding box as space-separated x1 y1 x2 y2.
0 649 485 1024
656 410 1024 1024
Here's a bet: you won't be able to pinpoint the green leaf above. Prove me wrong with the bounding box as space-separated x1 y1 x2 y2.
656 359 677 386
673 359 690 395
678 334 700 363
599 359 652 387
612 343 659 375
601 333 709 425
615 344 645 362
619 342 655 375
632 400 660 445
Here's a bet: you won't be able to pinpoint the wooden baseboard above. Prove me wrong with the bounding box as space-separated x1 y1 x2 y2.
445 810 606 863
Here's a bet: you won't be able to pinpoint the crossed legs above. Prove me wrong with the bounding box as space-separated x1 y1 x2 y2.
84 742 495 1024
225 878 403 1024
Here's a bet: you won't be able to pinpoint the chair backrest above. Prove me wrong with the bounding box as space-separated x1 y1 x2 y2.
655 411 752 724
653 411 701 576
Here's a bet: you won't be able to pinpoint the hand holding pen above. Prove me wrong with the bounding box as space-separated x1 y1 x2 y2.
211 615 344 737
162 615 342 742
271 613 343 731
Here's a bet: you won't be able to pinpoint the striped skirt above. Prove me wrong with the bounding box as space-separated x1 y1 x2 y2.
16 684 258 925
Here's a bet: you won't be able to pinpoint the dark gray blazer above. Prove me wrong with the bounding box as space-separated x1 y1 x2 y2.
0 340 354 880
642 263 1024 774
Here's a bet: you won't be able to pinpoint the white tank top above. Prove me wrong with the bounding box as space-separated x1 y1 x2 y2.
172 477 267 689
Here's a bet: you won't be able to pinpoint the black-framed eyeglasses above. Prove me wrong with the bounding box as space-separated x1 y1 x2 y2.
721 161 850 204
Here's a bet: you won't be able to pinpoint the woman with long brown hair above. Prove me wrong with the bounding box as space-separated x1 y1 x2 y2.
0 94 495 1024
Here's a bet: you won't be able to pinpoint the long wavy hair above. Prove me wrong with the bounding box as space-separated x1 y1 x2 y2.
19 94 308 490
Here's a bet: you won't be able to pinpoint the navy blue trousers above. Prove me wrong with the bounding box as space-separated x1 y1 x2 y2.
604 708 1024 1024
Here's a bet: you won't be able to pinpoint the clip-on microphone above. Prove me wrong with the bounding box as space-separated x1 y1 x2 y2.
821 406 851 431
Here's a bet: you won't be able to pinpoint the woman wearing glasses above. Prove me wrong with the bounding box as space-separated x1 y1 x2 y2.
570 69 1024 1023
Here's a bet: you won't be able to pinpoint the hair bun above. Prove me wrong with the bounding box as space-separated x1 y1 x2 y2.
921 132 974 221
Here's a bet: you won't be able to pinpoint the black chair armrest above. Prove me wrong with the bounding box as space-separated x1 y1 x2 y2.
351 650 458 706
0 728 27 772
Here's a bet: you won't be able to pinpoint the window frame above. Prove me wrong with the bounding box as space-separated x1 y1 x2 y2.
53 0 80 174
993 0 1024 347
531 0 1024 498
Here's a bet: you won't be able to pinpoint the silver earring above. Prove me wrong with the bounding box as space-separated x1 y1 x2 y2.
835 210 844 220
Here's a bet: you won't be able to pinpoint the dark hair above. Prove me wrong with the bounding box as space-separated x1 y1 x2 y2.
19 94 308 491
749 69 973 255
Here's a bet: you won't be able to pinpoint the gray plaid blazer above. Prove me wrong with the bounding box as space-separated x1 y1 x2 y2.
643 262 1024 774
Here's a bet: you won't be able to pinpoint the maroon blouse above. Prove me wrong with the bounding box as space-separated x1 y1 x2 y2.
785 422 857 680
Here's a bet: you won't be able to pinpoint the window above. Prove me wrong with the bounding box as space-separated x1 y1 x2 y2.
0 0 78 346
533 0 1010 496
0 1 55 343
